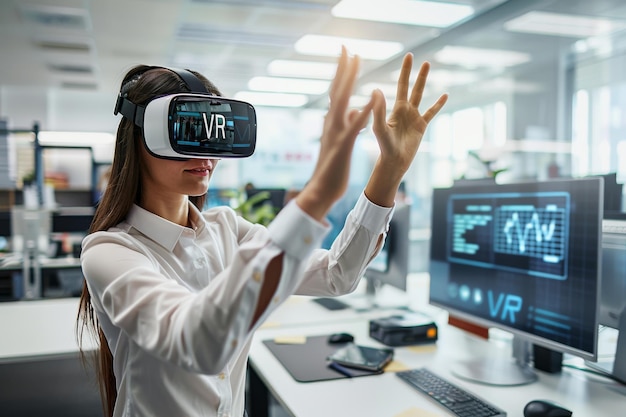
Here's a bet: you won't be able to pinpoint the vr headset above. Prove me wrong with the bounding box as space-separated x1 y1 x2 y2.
114 67 257 159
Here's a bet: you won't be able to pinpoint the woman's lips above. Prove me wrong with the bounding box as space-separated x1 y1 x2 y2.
186 167 209 176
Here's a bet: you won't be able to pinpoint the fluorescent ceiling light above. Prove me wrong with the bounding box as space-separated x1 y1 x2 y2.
504 11 626 38
332 0 473 28
434 46 531 69
295 35 403 61
248 76 330 95
267 60 337 79
234 91 309 108
390 68 479 87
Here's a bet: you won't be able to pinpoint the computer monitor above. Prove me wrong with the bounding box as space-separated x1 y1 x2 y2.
205 188 238 209
599 214 626 329
592 173 623 216
0 211 10 237
51 207 94 234
365 203 410 296
429 177 603 386
313 203 411 312
589 214 626 383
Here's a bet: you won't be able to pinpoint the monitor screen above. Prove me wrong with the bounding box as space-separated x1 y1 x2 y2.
429 178 603 370
51 208 94 234
0 211 10 237
365 203 410 293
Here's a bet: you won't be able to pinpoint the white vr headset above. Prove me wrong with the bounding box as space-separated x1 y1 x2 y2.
114 67 257 160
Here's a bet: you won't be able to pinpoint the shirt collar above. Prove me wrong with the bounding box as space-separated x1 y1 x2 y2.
126 202 206 252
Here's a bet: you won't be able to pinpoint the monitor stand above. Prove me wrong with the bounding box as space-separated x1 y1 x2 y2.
452 336 538 386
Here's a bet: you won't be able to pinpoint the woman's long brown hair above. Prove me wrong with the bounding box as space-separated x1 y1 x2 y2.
76 65 221 417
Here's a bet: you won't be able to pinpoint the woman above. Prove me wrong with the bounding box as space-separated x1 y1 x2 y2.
77 47 447 417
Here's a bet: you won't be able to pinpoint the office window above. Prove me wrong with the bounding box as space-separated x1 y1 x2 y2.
571 48 626 183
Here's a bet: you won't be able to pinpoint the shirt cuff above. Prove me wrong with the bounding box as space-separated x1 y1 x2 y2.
267 200 330 260
351 192 395 233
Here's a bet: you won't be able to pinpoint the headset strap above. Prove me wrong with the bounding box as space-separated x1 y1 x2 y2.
114 66 208 126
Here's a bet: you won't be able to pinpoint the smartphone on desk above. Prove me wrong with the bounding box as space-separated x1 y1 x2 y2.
327 343 394 372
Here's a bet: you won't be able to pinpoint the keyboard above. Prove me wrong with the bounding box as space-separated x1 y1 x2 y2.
396 368 507 417
312 297 349 311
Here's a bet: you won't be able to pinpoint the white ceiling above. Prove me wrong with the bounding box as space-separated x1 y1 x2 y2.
2 0 626 111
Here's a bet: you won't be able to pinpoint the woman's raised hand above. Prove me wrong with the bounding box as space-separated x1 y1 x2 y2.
296 46 375 221
365 53 448 207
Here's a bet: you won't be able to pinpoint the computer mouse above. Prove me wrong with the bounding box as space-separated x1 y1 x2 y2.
327 332 354 344
523 399 572 417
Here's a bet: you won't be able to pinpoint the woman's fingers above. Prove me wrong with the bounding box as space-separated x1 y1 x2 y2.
422 93 449 124
371 89 388 138
395 53 413 103
329 46 361 115
409 61 430 109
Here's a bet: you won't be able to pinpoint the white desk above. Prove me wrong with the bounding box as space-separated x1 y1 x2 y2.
0 297 96 361
0 297 101 416
249 310 626 417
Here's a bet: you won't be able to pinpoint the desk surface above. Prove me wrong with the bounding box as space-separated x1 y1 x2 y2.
3 274 625 417
250 309 626 417
0 297 95 361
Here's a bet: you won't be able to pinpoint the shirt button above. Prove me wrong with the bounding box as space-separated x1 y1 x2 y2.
273 296 280 304
218 372 225 380
252 271 262 282
231 339 238 348
303 235 312 245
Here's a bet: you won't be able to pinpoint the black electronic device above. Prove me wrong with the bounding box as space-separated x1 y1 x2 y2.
429 177 604 386
326 343 394 372
523 400 572 417
369 312 437 347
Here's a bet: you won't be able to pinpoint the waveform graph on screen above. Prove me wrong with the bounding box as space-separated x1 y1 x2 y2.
495 200 569 279
448 191 570 280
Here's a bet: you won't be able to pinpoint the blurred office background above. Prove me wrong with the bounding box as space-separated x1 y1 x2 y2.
2 1 626 416
1 0 626 270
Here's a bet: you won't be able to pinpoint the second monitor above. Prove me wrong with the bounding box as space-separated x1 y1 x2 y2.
429 177 604 385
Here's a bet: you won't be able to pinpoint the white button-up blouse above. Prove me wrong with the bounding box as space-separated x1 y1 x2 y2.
81 192 393 417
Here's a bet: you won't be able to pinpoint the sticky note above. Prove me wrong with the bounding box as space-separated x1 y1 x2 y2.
273 335 307 344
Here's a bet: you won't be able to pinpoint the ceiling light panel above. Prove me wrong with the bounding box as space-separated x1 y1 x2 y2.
504 11 626 38
332 0 474 28
234 91 309 108
267 60 337 79
391 68 480 87
433 45 531 69
295 35 404 60
248 77 330 95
